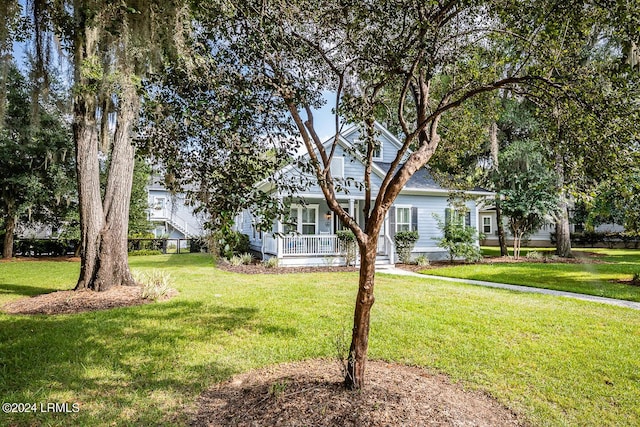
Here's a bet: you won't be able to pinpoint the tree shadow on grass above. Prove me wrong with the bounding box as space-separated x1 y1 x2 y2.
0 282 60 297
0 300 265 425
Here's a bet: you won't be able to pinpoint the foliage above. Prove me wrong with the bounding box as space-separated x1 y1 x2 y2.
0 65 76 257
132 269 173 300
214 230 250 260
525 251 543 260
434 214 482 263
394 231 419 264
414 255 430 267
263 257 279 268
585 173 640 235
495 140 559 258
337 230 357 267
128 249 163 256
128 158 153 237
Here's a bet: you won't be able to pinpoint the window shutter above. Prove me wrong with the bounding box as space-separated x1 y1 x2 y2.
389 207 396 239
465 211 471 227
411 207 418 232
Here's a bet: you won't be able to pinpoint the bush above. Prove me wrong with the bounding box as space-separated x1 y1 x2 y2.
129 249 163 256
337 230 357 266
189 237 208 253
132 270 173 300
525 250 543 260
215 230 250 259
633 272 640 286
414 255 430 266
394 231 419 264
434 214 482 263
263 257 279 268
238 252 254 265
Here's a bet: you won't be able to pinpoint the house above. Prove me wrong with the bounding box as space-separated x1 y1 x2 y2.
146 176 205 239
236 122 493 267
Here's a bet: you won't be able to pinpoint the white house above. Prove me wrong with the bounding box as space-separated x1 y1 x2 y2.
236 122 493 267
146 176 205 239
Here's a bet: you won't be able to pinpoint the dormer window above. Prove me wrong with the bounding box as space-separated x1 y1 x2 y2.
355 138 383 160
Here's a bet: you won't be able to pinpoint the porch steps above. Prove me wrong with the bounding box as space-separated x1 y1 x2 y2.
358 255 394 269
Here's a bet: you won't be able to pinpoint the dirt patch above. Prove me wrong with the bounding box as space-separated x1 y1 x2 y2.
2 285 177 315
191 359 524 427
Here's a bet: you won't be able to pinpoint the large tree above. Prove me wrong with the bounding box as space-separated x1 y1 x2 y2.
200 0 631 389
0 65 75 258
22 1 192 290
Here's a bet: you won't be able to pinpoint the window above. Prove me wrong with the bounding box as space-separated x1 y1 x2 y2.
445 208 471 227
396 207 411 232
330 157 344 178
482 216 492 234
372 142 382 160
284 205 318 235
354 138 382 160
301 207 317 235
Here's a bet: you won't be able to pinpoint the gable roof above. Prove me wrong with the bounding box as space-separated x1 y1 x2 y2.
259 121 494 197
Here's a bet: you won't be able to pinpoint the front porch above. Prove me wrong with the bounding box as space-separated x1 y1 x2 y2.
258 233 395 267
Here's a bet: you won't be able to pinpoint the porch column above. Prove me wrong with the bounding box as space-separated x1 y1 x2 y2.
349 198 355 224
276 194 284 258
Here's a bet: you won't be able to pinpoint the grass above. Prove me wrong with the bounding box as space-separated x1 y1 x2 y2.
0 254 638 426
421 248 640 302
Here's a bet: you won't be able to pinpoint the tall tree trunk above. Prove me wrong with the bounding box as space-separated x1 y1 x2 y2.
495 197 509 256
2 204 16 259
72 10 136 291
554 151 572 257
345 235 378 390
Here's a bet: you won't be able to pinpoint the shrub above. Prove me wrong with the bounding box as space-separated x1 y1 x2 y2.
238 252 254 265
214 230 250 259
228 255 244 266
263 257 279 268
414 255 430 266
525 250 543 260
132 270 173 301
633 272 640 286
129 249 163 256
189 237 208 253
394 231 419 264
433 214 482 263
337 230 357 266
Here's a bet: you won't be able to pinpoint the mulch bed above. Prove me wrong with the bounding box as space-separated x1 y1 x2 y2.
218 262 359 275
191 359 524 427
2 285 177 315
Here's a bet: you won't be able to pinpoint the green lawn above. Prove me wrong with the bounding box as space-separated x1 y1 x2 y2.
421 248 640 302
1 254 639 426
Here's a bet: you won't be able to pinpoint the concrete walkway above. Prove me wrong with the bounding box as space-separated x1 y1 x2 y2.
377 267 640 311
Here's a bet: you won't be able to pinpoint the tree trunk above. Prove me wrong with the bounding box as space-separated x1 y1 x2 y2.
72 13 137 291
554 151 572 257
2 209 16 259
345 236 378 390
495 197 509 256
555 200 572 257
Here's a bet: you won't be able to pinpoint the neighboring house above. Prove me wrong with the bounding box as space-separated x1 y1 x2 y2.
478 207 625 247
147 176 205 239
236 122 493 267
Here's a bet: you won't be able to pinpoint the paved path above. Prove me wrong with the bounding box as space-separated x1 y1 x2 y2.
377 267 640 311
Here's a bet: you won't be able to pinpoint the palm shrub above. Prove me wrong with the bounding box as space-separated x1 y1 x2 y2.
394 231 419 263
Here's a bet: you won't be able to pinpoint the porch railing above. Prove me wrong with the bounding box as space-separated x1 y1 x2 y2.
281 235 342 256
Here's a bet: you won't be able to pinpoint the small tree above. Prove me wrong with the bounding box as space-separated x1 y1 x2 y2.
394 231 419 264
496 140 559 259
434 213 482 263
